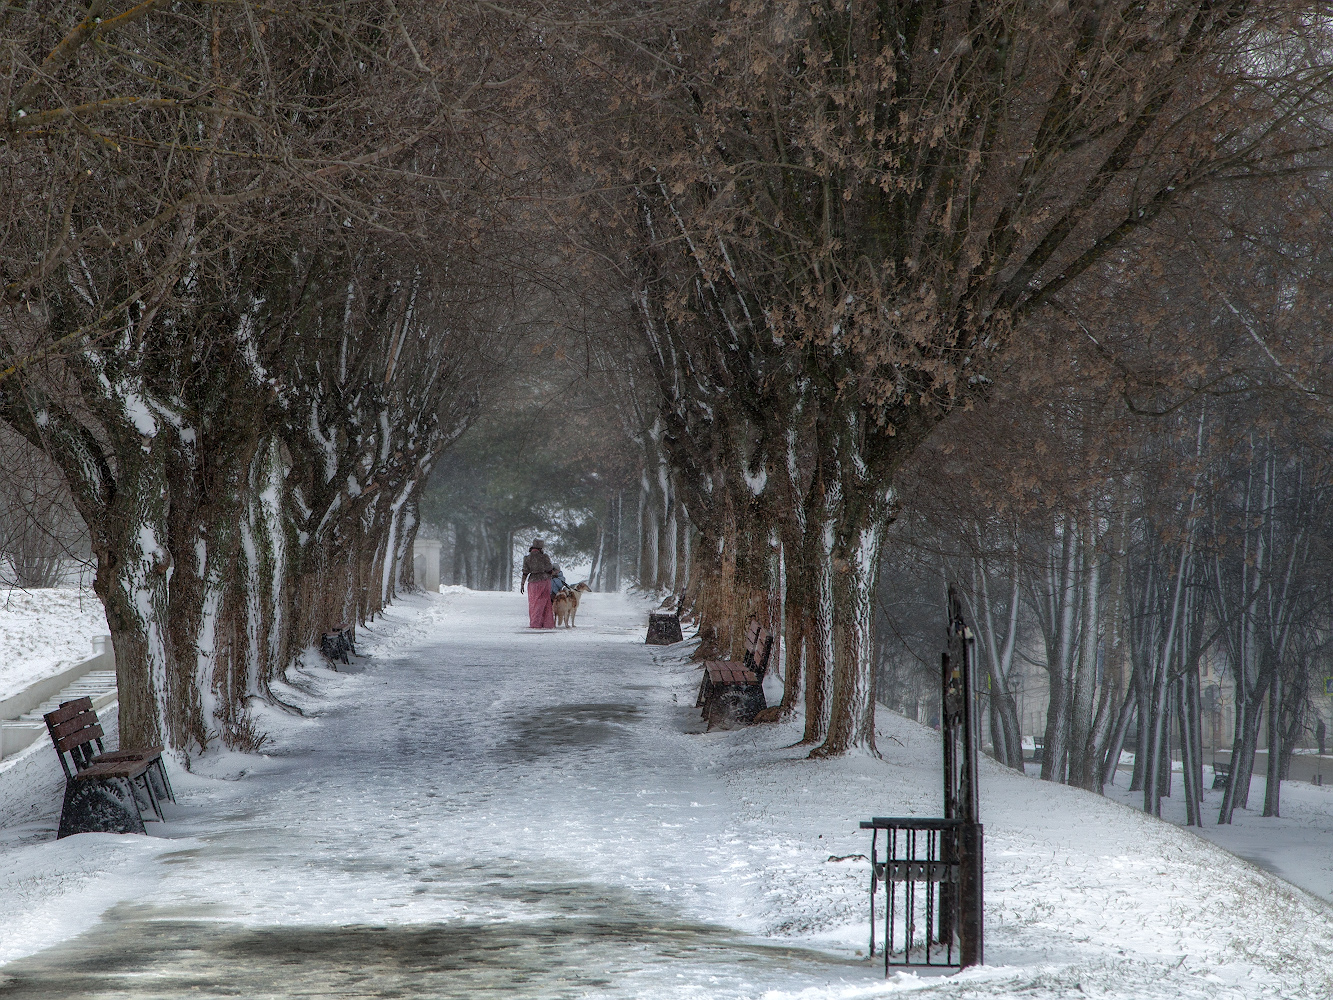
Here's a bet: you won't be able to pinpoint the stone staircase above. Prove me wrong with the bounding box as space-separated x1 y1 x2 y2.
18 670 118 720
0 640 117 760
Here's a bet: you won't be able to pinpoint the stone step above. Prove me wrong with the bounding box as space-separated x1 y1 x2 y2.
2 665 119 758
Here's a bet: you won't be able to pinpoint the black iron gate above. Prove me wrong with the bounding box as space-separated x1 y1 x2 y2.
860 585 984 971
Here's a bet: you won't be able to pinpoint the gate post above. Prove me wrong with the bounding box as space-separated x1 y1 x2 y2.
943 584 984 969
958 821 984 967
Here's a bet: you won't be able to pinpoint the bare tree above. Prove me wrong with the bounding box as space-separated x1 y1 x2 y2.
1 2 545 752
0 425 87 588
580 0 1333 756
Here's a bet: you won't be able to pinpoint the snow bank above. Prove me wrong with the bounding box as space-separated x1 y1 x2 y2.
1104 762 1333 905
0 588 108 702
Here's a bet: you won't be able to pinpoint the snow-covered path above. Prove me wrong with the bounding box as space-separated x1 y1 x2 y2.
1 589 1331 999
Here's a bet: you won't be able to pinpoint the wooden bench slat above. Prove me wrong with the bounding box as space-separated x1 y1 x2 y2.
44 697 94 728
704 662 759 685
73 759 154 781
55 725 104 754
49 710 101 741
96 747 164 762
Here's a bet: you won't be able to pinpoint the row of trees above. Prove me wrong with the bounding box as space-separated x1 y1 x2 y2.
1 2 545 754
429 1 1333 786
879 332 1333 823
870 158 1333 821
420 358 640 592
9 0 1333 779
563 0 1333 759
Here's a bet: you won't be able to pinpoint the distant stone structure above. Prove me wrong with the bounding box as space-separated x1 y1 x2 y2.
413 538 441 593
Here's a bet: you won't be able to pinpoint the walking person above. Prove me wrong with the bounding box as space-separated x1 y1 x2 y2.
520 539 555 629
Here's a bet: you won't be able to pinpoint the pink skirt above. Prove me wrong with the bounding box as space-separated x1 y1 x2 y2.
528 580 554 628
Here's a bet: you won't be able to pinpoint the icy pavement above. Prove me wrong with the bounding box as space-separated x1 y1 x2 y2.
0 589 1330 998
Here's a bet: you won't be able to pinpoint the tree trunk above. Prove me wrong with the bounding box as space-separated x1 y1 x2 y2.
800 510 834 746
1262 670 1282 817
97 545 172 752
1144 655 1171 817
990 686 1024 772
1042 670 1070 783
966 554 1024 771
813 517 885 757
1067 540 1101 789
674 513 690 597
1179 669 1204 826
1219 679 1265 823
1036 524 1080 783
1100 687 1137 791
1157 683 1174 803
1278 674 1303 781
1129 661 1151 793
778 538 808 715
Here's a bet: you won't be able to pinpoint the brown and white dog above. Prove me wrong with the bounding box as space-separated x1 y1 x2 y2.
552 588 575 628
552 582 592 628
567 581 591 626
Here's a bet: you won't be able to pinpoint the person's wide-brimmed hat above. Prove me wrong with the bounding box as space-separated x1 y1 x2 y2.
531 538 545 549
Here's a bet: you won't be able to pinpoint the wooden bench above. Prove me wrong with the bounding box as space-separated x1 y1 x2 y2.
1211 760 1232 789
321 624 356 665
695 620 774 729
45 697 175 839
646 612 684 645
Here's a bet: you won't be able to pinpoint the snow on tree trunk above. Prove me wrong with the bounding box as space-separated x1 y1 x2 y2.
97 528 172 751
800 510 835 747
778 532 807 717
813 518 884 757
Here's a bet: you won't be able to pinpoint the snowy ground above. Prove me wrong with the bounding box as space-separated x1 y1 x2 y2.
1103 761 1333 905
0 586 108 703
0 589 1330 998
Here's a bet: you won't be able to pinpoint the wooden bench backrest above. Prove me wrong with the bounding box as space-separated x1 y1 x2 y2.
44 697 106 775
45 696 91 728
742 620 775 678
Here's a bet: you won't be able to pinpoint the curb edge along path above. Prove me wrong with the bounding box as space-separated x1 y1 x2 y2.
0 588 1330 1000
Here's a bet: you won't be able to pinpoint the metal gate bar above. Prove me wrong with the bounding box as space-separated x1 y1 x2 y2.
864 816 964 969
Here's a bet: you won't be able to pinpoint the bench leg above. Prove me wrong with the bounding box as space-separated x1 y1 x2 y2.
703 691 732 731
741 685 767 724
702 685 767 729
148 758 176 805
696 678 712 714
133 770 166 822
58 777 147 839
